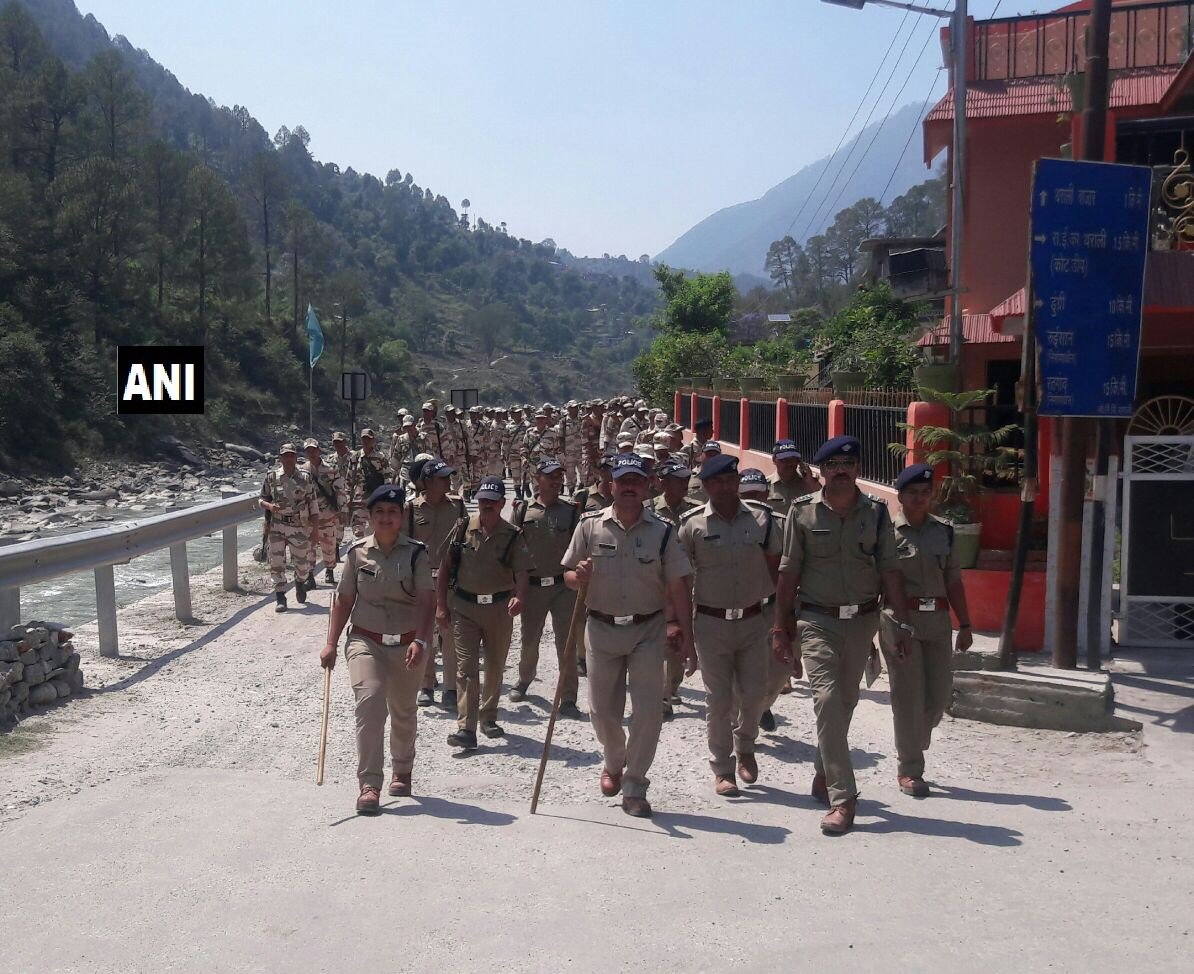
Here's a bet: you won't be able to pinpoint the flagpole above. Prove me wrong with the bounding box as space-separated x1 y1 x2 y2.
308 357 313 435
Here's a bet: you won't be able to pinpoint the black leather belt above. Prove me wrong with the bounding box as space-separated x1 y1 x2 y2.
589 609 662 627
531 574 566 588
800 598 879 619
695 602 766 621
454 588 511 605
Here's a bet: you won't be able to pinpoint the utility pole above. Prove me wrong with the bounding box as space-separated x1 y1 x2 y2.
948 0 967 368
1051 0 1112 669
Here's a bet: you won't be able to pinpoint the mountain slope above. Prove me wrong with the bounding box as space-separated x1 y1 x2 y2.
656 101 936 277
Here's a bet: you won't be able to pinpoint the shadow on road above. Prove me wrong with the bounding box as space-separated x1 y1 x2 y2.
756 738 885 772
933 785 1072 811
856 799 1024 846
536 809 791 844
326 795 518 828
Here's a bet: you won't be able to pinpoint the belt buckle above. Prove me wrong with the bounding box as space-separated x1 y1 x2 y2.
431 568 440 579
614 614 634 626
477 594 494 605
919 598 937 612
539 577 555 587
726 607 744 621
381 633 403 647
839 604 859 619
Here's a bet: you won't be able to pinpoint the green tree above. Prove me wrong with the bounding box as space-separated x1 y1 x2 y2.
815 282 923 388
651 263 735 335
632 331 729 406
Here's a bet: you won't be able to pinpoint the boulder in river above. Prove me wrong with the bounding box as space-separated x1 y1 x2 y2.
223 443 268 462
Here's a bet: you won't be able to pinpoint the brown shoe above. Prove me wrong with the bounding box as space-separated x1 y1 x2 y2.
898 775 930 798
714 774 740 797
811 772 830 806
600 767 622 797
621 795 653 818
356 785 381 816
820 798 857 835
389 772 412 797
737 752 759 785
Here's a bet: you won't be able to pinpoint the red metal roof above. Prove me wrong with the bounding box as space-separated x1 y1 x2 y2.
917 314 1019 347
926 65 1180 124
990 290 1027 333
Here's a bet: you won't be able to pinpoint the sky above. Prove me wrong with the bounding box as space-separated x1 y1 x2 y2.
77 0 1013 258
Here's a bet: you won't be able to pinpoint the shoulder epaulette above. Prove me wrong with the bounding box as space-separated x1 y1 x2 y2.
407 537 427 550
347 538 368 551
794 493 816 505
742 499 770 512
865 493 886 506
581 509 604 520
679 507 704 522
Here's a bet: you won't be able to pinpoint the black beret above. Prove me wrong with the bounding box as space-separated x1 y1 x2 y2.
895 463 935 491
812 435 861 465
697 453 739 481
366 484 406 509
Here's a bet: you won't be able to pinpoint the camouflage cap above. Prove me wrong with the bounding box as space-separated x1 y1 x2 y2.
421 401 436 411
361 428 376 439
303 437 320 450
331 431 347 443
402 415 416 427
279 442 297 455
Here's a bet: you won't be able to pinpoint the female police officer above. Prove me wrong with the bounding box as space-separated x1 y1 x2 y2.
321 484 436 815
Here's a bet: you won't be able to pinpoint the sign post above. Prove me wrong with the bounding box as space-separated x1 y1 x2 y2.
340 371 369 447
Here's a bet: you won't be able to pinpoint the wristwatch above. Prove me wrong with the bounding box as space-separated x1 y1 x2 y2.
413 638 428 649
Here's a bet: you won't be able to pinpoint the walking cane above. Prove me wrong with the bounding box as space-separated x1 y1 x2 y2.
530 580 588 814
317 593 336 786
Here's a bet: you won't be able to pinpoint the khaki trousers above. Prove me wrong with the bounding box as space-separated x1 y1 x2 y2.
518 583 579 703
451 596 514 732
345 632 421 789
664 651 685 701
586 613 665 799
308 516 339 571
695 613 770 777
799 611 880 807
882 611 954 779
421 613 459 695
267 523 310 592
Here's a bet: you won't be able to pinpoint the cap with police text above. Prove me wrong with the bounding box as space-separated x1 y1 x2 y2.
536 457 563 474
423 459 455 479
366 484 406 509
611 454 649 479
700 440 722 455
739 468 769 493
772 439 801 461
895 463 935 492
658 461 692 479
475 476 505 501
812 435 861 465
698 453 739 480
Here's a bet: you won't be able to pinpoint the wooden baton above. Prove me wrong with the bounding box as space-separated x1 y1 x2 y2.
316 592 336 786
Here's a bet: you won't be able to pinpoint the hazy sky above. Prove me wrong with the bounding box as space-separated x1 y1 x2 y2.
78 0 1012 258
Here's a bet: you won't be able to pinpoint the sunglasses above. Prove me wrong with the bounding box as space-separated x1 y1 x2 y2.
822 458 859 471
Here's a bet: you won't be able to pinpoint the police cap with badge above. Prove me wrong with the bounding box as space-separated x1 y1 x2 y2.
894 463 934 492
812 435 861 465
366 484 406 509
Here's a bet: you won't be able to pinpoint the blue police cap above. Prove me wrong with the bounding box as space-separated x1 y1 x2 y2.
772 439 801 460
895 463 935 492
422 458 455 479
366 483 406 509
610 454 649 479
812 435 862 465
693 417 713 431
658 460 693 479
739 467 769 492
536 457 563 475
697 453 739 481
475 476 505 500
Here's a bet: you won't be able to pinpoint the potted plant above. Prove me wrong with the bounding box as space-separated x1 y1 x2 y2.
689 375 713 391
710 377 738 394
889 388 1021 569
913 348 959 393
776 374 806 393
829 346 865 395
739 376 766 396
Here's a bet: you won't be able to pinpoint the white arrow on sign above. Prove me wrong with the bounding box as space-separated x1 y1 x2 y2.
1033 234 1047 244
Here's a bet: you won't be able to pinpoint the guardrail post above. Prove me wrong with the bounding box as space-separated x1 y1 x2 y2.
170 542 193 621
776 398 789 440
711 395 721 440
739 398 751 452
222 526 239 591
0 586 19 634
95 566 118 657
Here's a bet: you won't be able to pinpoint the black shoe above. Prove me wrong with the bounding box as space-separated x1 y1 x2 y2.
577 658 588 677
559 701 583 719
669 693 682 705
305 575 318 593
417 688 434 707
662 700 674 722
294 580 307 604
442 689 458 710
509 682 529 702
447 729 478 750
759 709 776 733
274 592 287 613
324 568 335 585
480 720 505 738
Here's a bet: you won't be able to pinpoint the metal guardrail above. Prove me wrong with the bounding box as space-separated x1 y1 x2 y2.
0 493 263 657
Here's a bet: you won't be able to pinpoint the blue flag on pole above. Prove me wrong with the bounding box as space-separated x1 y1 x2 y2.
307 304 324 368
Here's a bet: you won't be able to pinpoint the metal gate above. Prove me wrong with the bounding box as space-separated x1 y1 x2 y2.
1120 435 1194 648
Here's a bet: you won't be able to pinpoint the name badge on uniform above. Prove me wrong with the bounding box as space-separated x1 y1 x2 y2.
598 542 617 551
360 567 377 578
430 568 440 579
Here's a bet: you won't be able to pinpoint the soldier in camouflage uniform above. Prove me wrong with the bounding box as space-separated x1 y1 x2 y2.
507 407 530 499
555 400 585 495
260 443 320 612
418 401 449 461
521 410 559 473
441 406 467 494
491 408 510 477
600 400 623 451
302 438 348 588
330 432 353 558
582 401 604 486
348 429 392 539
391 415 429 485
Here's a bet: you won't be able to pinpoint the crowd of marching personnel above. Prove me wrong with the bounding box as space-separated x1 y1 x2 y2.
259 396 974 834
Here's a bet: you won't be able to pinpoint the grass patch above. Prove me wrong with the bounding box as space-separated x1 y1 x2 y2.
0 721 54 760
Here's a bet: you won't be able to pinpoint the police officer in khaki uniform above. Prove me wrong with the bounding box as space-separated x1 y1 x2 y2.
767 440 822 515
680 417 713 468
437 476 533 749
321 484 436 815
679 455 781 796
881 464 974 797
509 458 583 716
687 440 721 503
407 458 467 709
771 435 912 835
649 460 700 719
562 453 695 819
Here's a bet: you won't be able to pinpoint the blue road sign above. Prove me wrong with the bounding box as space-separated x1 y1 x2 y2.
1030 158 1152 418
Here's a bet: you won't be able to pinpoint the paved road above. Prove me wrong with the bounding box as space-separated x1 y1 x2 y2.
1 554 1191 972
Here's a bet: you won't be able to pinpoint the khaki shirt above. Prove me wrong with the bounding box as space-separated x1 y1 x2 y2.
562 507 692 616
517 498 579 578
408 495 466 575
302 460 347 520
584 489 614 512
679 501 781 609
649 494 700 526
892 513 961 599
778 490 899 607
687 474 708 504
260 466 319 524
339 535 433 635
767 475 810 516
450 515 533 594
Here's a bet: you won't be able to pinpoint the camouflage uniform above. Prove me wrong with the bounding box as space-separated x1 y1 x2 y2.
484 418 505 477
601 410 624 451
507 416 530 493
521 422 559 471
331 439 352 550
391 428 430 484
555 407 585 492
348 446 392 539
260 459 319 592
582 410 603 485
302 454 348 573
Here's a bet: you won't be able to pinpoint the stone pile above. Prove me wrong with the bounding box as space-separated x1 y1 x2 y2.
0 622 83 723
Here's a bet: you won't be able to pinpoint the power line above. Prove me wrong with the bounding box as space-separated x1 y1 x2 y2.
877 66 946 206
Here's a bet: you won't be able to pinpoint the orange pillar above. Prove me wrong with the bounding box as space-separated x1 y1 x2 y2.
711 395 721 440
674 389 681 420
690 392 698 430
828 399 845 440
776 398 789 440
739 398 751 451
905 400 951 473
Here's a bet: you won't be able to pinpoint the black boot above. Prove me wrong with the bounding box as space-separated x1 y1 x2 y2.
324 568 335 585
275 592 287 613
295 579 308 604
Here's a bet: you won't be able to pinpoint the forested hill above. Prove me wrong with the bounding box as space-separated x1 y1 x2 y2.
0 0 659 469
